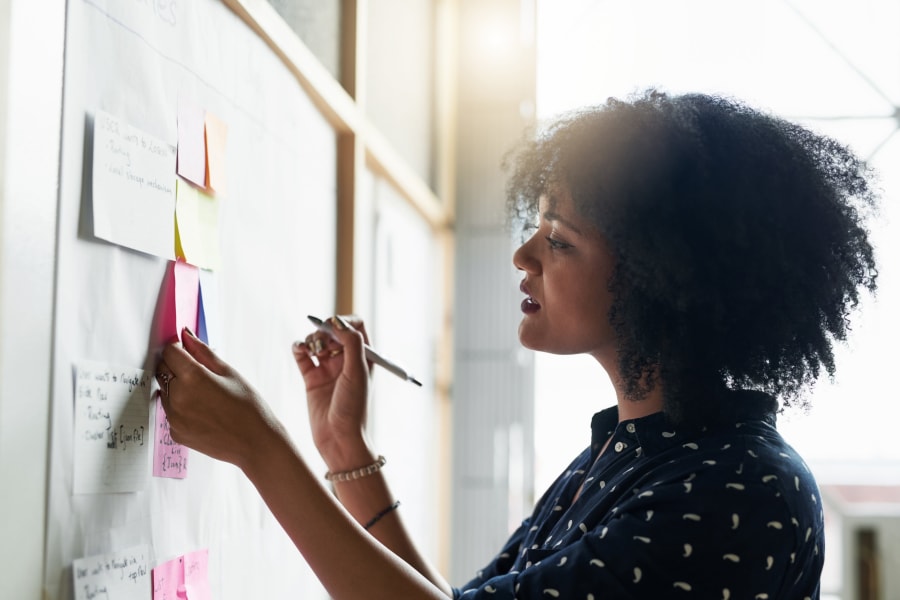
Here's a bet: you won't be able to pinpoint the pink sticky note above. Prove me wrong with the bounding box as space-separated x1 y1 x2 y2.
153 260 198 479
174 260 200 338
153 396 188 479
156 260 200 345
183 549 211 600
177 100 207 188
152 554 185 600
204 112 228 194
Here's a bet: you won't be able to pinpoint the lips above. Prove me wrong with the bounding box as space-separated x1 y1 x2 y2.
520 280 541 314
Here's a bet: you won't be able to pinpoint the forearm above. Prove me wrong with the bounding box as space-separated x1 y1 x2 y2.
240 425 452 599
330 466 450 592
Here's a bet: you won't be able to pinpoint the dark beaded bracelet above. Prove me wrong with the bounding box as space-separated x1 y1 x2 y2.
364 500 401 530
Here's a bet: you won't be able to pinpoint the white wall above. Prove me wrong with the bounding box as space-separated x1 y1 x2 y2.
0 0 66 597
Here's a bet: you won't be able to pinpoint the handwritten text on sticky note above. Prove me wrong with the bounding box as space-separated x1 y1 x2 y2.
73 544 151 600
73 361 151 494
152 548 210 600
153 396 188 478
183 549 212 600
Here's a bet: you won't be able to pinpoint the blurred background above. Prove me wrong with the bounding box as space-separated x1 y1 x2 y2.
2 0 897 598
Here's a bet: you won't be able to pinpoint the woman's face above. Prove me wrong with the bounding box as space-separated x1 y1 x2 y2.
513 189 618 360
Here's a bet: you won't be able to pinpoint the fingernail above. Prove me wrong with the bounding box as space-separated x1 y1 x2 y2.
332 315 350 331
183 327 197 339
314 338 325 354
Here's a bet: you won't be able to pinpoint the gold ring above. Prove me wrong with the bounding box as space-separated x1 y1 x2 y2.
327 348 344 357
157 372 172 396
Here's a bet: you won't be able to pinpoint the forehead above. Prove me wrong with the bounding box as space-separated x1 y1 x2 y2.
539 189 582 226
539 189 570 214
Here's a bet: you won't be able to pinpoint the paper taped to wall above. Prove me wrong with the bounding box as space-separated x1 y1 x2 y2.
73 361 152 494
73 544 151 600
92 110 176 259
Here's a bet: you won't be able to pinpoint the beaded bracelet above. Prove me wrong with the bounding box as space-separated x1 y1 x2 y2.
364 500 401 530
324 455 387 482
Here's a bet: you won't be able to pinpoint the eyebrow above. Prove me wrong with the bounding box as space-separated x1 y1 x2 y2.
542 210 584 235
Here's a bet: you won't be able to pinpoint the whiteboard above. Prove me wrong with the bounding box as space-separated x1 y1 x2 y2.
45 1 337 597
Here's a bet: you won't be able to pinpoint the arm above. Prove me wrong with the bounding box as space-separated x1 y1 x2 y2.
158 328 451 599
291 316 450 591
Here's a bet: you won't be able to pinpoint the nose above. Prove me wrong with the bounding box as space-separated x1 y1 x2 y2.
513 234 539 273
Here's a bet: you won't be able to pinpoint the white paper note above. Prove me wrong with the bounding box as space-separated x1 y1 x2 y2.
73 544 151 600
92 110 176 259
73 361 152 494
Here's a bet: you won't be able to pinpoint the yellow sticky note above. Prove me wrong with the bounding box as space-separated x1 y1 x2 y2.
176 180 221 270
204 112 228 194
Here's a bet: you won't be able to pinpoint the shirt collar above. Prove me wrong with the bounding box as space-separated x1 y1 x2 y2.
589 390 778 457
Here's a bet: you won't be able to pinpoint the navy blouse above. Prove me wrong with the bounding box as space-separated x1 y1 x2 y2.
454 391 824 599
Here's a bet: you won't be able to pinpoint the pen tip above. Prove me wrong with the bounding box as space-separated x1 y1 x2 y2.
307 315 323 324
410 377 423 387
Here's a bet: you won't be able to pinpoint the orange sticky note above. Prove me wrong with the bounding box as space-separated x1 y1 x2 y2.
204 112 228 194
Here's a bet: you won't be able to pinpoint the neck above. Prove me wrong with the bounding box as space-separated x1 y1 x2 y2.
593 352 665 422
615 384 665 421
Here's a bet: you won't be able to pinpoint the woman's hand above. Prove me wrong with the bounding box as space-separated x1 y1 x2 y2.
156 329 283 472
291 315 376 471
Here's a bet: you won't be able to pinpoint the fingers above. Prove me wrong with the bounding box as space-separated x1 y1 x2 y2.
337 314 371 347
291 339 322 377
292 315 367 377
180 328 230 375
326 315 368 375
326 314 361 346
157 328 229 407
159 328 228 375
294 317 349 360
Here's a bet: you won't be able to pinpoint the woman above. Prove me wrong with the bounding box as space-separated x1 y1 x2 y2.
157 90 878 598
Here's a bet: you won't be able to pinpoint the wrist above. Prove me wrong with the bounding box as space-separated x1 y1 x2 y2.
325 455 386 483
319 436 378 473
238 419 293 479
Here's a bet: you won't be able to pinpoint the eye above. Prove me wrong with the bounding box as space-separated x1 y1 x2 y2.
546 236 572 250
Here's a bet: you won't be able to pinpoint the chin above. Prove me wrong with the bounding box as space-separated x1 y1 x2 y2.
517 328 553 353
517 323 539 350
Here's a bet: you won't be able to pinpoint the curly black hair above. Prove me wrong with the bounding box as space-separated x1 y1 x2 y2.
504 89 879 426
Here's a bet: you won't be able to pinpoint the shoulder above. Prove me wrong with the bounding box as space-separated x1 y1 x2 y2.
634 420 824 548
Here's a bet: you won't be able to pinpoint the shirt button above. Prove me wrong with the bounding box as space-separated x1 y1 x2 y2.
614 441 625 452
625 423 636 434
